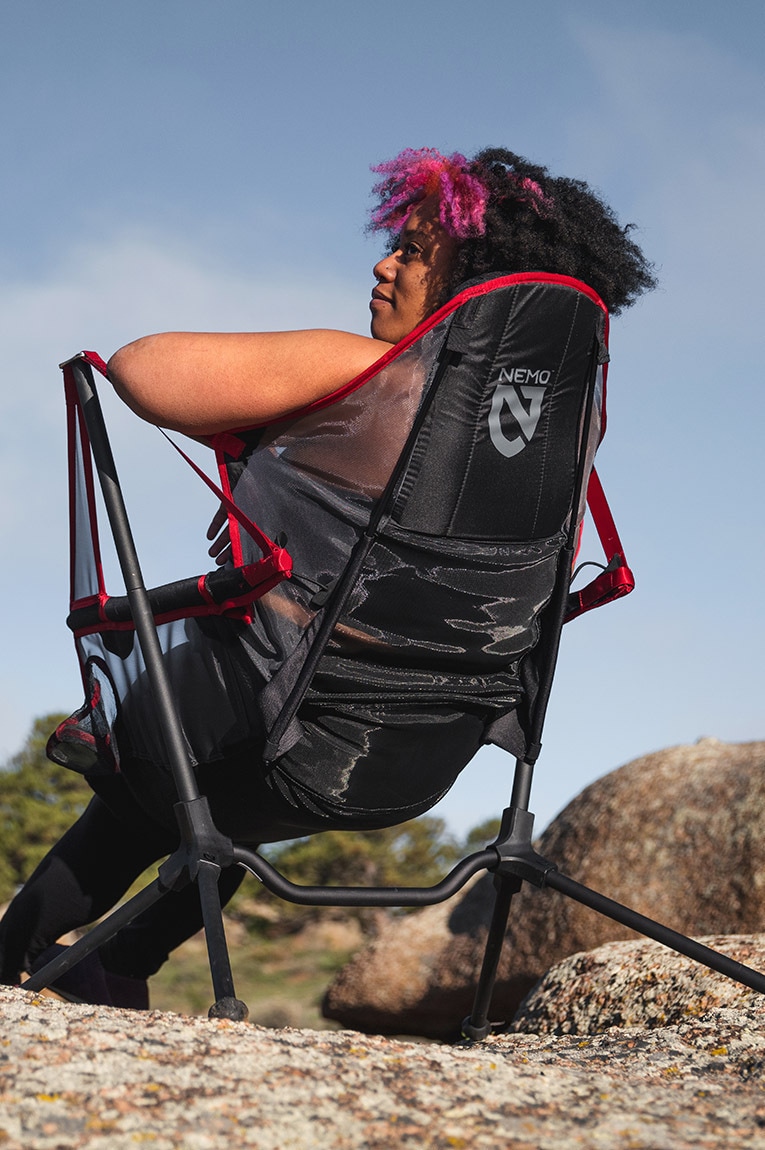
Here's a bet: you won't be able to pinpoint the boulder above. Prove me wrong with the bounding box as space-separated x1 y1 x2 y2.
511 933 765 1035
323 738 765 1038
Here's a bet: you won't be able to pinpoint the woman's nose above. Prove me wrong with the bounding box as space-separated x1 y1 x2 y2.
373 254 397 282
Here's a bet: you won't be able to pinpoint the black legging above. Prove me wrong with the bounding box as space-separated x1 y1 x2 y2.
0 789 239 982
0 702 485 984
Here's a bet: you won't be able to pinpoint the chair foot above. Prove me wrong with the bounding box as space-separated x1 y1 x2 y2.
460 1015 496 1042
208 996 249 1022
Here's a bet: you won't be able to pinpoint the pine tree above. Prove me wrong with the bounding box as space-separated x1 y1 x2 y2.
0 714 91 902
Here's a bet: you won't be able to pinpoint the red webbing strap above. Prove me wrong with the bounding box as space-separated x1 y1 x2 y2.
158 429 287 563
79 350 109 376
565 467 635 622
69 351 292 609
156 430 292 614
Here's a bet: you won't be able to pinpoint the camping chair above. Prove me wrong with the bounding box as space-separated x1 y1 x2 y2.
25 274 765 1038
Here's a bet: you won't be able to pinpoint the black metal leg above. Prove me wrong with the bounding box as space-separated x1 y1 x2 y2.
197 861 249 1021
458 797 765 1041
546 871 765 994
23 792 252 1021
22 879 166 994
461 874 521 1041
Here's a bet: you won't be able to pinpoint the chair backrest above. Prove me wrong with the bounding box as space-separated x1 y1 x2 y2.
50 274 608 777
251 274 609 761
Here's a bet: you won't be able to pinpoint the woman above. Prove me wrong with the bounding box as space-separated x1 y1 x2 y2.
0 148 655 1007
108 147 651 437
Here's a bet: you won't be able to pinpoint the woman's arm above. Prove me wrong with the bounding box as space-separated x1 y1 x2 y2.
107 329 394 436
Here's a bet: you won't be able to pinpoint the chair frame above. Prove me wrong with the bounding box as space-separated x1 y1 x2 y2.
24 353 765 1038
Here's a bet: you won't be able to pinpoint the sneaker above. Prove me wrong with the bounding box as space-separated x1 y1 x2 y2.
30 944 149 1010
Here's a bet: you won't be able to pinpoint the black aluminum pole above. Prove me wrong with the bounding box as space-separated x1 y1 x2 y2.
462 876 519 1040
23 879 166 993
546 871 765 993
510 759 535 812
233 846 498 907
196 861 249 1020
62 359 247 1018
71 358 199 805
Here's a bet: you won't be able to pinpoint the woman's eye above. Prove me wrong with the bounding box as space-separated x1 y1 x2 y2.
403 242 422 258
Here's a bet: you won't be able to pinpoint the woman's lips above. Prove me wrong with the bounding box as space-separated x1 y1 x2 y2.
370 289 391 310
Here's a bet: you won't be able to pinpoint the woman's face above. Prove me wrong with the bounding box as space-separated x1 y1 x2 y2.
370 197 460 344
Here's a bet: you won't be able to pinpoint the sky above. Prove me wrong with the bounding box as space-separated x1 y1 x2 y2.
1 0 763 838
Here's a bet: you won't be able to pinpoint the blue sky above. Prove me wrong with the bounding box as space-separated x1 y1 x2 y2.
1 1 763 837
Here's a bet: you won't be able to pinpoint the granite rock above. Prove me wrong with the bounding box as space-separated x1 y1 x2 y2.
512 933 765 1034
2 982 765 1149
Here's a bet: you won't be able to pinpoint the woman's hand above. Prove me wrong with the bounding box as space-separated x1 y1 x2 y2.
206 503 232 566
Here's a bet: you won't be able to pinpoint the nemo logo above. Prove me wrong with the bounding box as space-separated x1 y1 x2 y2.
488 367 550 458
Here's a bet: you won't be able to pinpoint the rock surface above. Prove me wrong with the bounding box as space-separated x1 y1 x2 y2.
512 934 765 1034
324 738 765 1038
2 982 765 1148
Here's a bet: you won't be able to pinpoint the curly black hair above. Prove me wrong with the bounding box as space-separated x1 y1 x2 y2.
371 147 656 315
451 148 656 314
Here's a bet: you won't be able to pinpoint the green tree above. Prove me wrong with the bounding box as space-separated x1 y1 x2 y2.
0 713 91 902
266 815 461 889
231 816 464 934
462 817 501 853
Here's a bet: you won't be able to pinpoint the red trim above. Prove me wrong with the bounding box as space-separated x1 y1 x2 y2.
197 573 216 607
218 273 609 435
65 278 616 634
70 276 608 449
212 431 248 460
73 278 608 442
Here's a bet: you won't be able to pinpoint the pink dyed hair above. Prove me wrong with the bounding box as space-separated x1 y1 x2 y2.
369 147 553 240
369 148 489 239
